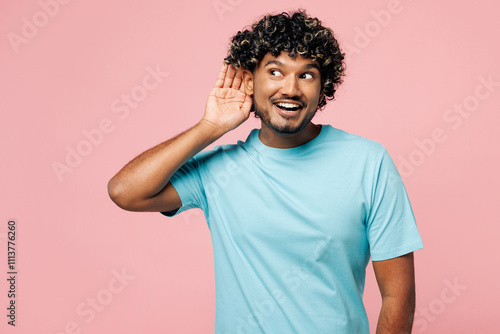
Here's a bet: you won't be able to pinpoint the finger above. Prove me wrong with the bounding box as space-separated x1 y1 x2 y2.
223 65 237 88
241 95 253 114
231 68 243 90
214 63 228 88
238 78 246 94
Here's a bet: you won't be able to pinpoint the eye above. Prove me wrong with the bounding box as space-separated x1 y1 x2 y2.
301 73 314 79
269 69 282 77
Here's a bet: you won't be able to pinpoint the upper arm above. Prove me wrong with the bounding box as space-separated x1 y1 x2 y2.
366 148 423 261
110 181 182 213
372 252 416 301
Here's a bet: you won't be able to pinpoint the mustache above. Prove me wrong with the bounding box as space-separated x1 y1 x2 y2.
269 96 305 107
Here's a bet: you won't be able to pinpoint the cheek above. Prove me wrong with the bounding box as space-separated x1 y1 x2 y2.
306 90 321 104
310 84 322 102
254 75 280 91
254 82 276 101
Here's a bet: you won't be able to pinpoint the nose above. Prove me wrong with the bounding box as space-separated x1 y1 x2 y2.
281 75 300 96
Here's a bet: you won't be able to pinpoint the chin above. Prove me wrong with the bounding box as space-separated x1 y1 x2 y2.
270 122 307 134
256 110 316 135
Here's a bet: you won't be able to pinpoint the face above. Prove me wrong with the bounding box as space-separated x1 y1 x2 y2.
244 52 323 135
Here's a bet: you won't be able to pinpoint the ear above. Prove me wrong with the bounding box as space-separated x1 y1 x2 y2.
242 69 254 95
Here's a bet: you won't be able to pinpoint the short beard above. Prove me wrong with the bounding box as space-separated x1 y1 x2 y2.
253 97 317 134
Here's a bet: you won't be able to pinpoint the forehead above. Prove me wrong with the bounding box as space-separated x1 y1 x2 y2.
257 52 320 71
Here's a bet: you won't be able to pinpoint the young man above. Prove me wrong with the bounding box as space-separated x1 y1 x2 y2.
108 10 423 334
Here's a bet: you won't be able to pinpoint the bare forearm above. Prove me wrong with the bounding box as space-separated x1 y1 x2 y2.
108 63 251 211
376 296 415 334
108 119 223 207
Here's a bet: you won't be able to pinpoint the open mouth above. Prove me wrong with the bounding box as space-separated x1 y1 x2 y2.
274 102 303 114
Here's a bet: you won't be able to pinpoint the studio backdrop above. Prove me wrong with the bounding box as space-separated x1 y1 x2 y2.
1 0 499 333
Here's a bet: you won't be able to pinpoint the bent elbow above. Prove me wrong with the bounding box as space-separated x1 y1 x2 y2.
107 178 133 210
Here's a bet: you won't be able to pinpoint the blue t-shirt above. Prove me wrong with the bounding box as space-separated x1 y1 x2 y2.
162 124 423 334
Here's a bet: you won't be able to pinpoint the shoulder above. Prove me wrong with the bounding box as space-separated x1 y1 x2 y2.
188 133 252 166
320 125 388 159
205 128 259 157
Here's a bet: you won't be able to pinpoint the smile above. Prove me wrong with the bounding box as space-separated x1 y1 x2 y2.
273 101 303 117
275 102 302 111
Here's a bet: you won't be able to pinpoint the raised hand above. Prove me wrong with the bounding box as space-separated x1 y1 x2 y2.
201 63 253 135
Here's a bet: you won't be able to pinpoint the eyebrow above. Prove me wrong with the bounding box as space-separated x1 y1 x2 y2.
264 60 320 71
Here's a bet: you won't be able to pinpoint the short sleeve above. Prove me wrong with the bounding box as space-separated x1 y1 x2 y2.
160 151 211 217
366 149 423 261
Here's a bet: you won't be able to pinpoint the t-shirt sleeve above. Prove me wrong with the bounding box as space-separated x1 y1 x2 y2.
160 152 209 217
366 148 423 261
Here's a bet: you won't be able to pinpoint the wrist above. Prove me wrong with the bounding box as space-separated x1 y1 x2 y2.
196 118 226 143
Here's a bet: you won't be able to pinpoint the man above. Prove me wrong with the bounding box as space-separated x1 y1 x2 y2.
108 10 423 334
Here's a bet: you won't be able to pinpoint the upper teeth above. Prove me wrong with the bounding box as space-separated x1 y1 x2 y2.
276 102 300 108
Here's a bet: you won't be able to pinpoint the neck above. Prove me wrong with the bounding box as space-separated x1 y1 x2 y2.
258 122 321 148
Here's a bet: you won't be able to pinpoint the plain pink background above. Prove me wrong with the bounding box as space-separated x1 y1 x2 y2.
1 0 499 333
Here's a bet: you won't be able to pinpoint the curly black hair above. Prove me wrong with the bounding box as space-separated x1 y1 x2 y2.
224 10 345 109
